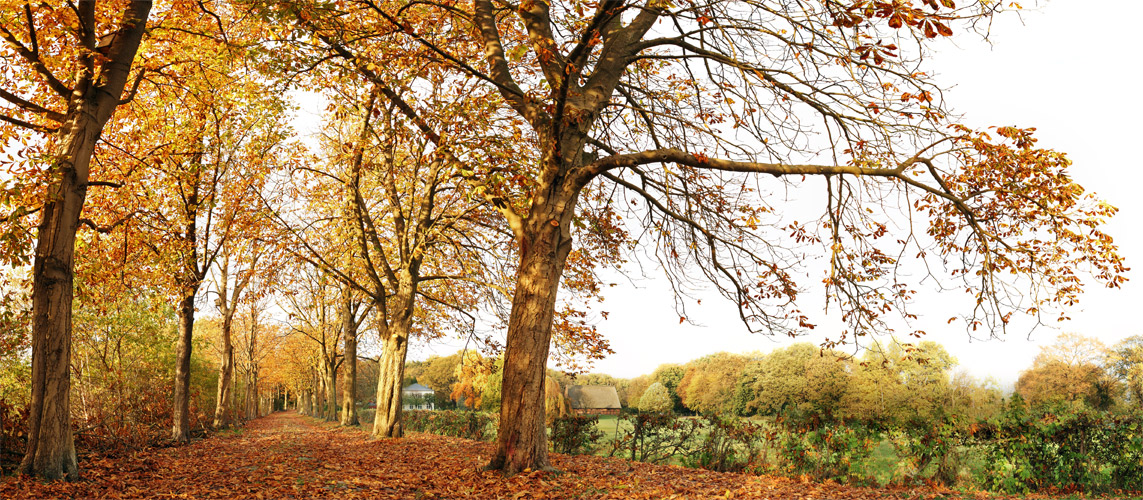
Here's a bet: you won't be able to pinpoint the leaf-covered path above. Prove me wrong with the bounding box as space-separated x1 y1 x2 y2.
0 412 1066 499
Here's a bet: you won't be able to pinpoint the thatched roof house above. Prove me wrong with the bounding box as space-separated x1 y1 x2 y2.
565 385 622 416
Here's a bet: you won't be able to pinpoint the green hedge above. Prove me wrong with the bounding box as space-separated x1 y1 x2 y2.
403 410 498 441
980 398 1143 493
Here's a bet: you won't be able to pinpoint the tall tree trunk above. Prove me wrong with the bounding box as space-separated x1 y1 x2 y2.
243 373 251 419
245 369 259 420
487 198 576 474
170 137 203 442
372 322 411 438
212 311 235 428
20 1 151 481
372 277 418 438
309 382 318 417
22 132 87 481
322 359 338 421
340 293 359 426
171 291 196 441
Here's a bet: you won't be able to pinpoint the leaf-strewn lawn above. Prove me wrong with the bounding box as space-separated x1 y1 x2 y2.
0 412 1106 499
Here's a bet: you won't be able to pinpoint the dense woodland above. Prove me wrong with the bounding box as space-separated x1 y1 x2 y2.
0 0 1135 496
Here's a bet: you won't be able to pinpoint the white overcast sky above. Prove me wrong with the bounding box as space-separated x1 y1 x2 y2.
389 1 1143 386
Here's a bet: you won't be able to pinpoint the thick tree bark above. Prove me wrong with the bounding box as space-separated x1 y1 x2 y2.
340 292 359 426
487 199 576 474
171 291 196 441
340 333 358 425
372 323 411 438
20 1 151 481
298 389 310 416
372 276 418 438
21 131 88 482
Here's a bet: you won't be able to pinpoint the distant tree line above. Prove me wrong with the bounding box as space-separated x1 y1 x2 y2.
405 333 1142 425
392 332 1143 426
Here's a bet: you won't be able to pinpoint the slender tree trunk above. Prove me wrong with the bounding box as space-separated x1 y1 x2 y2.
243 374 251 419
245 369 259 420
322 359 338 421
252 370 259 418
212 312 235 428
315 366 323 417
171 105 212 443
308 368 317 416
170 140 203 442
487 197 576 474
20 1 151 481
310 383 318 417
340 294 359 426
232 370 239 413
171 291 196 441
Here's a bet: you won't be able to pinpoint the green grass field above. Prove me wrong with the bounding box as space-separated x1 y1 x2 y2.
592 415 630 441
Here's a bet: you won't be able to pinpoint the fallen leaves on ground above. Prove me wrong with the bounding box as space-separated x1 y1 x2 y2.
0 412 1123 499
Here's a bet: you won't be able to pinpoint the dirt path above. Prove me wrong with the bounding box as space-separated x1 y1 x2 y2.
2 412 1019 499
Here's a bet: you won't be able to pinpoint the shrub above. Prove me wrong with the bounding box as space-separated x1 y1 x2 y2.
403 410 498 441
0 398 29 475
549 415 603 455
606 412 701 464
775 419 881 484
682 414 766 473
980 399 1143 494
900 415 972 486
358 408 375 426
